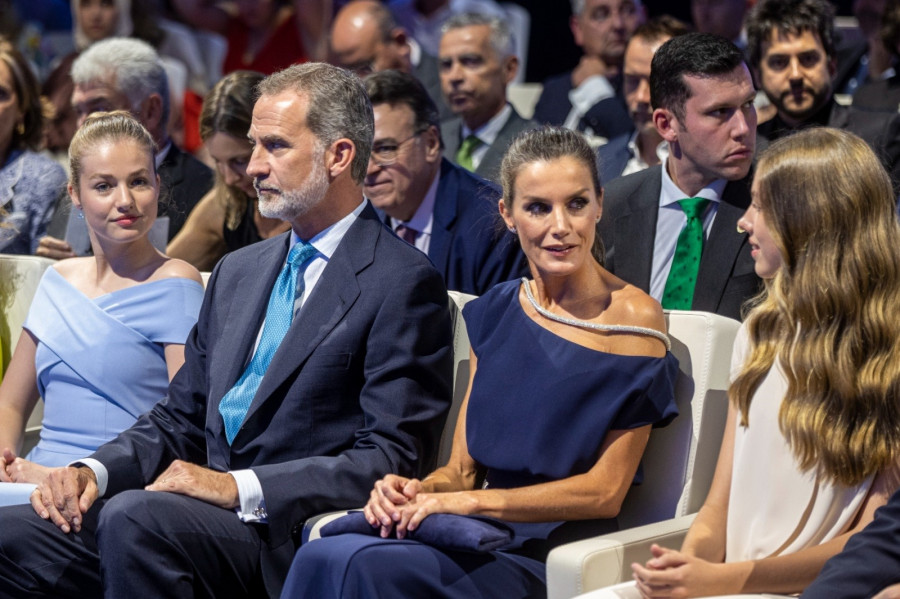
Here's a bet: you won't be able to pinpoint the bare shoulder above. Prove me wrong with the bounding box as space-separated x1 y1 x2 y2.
602 272 667 357
152 257 203 285
50 257 94 282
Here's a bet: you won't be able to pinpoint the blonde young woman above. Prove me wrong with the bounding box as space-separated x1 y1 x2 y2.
0 112 203 505
628 127 900 597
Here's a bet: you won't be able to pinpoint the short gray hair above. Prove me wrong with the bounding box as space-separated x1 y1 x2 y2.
570 0 643 18
442 12 515 59
257 63 374 184
71 37 169 130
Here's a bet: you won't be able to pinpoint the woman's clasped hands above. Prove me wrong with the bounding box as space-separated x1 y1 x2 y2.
631 544 752 599
363 474 476 539
0 448 49 485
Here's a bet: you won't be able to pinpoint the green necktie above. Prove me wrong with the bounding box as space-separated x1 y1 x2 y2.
661 197 710 310
455 135 482 172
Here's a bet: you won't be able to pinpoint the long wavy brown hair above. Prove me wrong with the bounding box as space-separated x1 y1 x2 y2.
731 127 900 487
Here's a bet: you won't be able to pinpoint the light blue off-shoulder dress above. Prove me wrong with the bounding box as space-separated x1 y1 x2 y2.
0 268 202 505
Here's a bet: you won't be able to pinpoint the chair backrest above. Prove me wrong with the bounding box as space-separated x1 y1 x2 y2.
507 83 543 120
0 254 55 451
439 291 478 465
616 310 740 529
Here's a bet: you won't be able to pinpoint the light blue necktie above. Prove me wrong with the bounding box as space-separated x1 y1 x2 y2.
219 241 317 444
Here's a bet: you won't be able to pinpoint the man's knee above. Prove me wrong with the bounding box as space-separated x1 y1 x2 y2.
96 490 167 550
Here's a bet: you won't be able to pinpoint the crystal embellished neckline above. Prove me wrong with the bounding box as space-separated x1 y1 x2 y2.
521 278 671 351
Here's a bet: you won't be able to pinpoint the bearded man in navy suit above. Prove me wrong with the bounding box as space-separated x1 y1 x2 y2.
0 63 453 599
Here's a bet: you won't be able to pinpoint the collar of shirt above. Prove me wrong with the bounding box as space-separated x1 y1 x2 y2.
288 198 366 310
659 157 726 208
461 103 512 148
409 37 422 69
155 140 172 170
389 168 439 252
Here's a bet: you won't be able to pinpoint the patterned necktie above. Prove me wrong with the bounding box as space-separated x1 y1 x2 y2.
455 135 482 172
661 197 710 310
395 223 417 245
219 240 317 444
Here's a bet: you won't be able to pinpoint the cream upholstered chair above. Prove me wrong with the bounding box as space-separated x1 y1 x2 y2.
546 310 741 599
302 290 477 542
0 255 55 456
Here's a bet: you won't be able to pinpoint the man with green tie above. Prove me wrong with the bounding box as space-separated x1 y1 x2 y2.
437 12 537 183
598 33 762 321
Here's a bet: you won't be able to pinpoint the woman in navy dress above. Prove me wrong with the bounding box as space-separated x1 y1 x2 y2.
280 127 679 598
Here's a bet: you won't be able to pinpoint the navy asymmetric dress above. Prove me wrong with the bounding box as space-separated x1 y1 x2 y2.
280 280 678 598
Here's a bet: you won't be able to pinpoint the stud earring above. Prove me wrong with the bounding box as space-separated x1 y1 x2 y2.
16 122 24 136
508 226 517 234
736 225 745 234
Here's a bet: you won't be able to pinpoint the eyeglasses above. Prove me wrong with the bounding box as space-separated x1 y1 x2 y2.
369 132 423 166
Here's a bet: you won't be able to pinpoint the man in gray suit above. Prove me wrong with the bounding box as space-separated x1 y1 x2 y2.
438 12 537 183
599 33 762 321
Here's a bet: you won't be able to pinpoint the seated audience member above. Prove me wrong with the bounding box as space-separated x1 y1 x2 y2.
617 128 900 598
599 33 762 322
0 62 452 598
386 0 507 56
168 70 290 271
0 39 67 255
439 13 537 183
173 0 329 69
364 70 527 295
533 0 645 145
37 37 214 259
280 127 679 599
330 0 452 120
854 0 900 112
598 16 689 183
0 111 203 506
834 0 894 96
748 0 900 184
691 0 749 51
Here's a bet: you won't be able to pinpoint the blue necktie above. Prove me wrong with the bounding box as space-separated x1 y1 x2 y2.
219 241 317 444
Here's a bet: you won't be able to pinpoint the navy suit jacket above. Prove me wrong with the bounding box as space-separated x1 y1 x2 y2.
441 106 537 183
597 131 634 184
402 159 528 295
802 486 900 597
89 202 453 592
599 166 762 321
532 71 634 140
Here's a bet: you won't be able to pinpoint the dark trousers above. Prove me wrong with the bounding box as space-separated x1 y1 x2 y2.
0 490 267 598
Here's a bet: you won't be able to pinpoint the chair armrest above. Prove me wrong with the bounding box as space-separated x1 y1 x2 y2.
546 514 697 599
301 510 351 544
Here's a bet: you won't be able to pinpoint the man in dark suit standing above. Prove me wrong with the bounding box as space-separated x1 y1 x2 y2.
364 70 528 295
329 0 453 121
438 13 537 184
599 33 762 322
36 38 214 259
0 63 453 598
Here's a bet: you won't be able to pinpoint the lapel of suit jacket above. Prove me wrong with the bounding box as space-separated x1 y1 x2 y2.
610 168 661 291
475 107 528 181
158 144 185 188
207 234 288 450
441 118 462 160
238 204 377 428
427 159 459 274
693 175 752 311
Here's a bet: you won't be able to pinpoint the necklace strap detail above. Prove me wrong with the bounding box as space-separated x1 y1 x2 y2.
521 278 672 351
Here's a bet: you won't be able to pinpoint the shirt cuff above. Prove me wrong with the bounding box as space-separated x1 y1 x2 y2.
229 469 267 522
568 75 616 113
68 458 108 497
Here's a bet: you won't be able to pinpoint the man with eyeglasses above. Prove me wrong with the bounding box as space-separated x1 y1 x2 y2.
365 70 527 296
533 0 646 146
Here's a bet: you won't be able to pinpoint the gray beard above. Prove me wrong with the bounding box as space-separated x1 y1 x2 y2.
257 160 330 223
